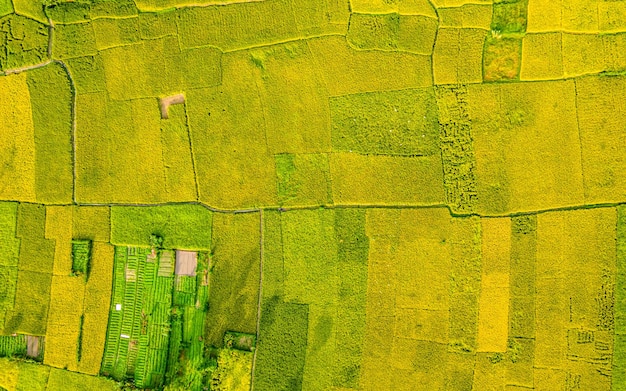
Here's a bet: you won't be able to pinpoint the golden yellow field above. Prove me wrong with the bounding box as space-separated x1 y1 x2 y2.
2 0 626 390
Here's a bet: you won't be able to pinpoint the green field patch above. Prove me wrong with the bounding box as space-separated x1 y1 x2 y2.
16 204 54 274
4 270 51 335
0 0 12 17
26 63 73 204
483 35 522 82
333 209 369 388
0 334 26 357
435 85 479 214
254 300 308 391
0 203 20 268
93 17 141 50
347 13 400 51
491 0 528 35
71 239 91 277
65 54 106 93
111 205 211 250
176 1 299 51
45 1 91 24
47 367 119 391
251 41 331 155
102 245 211 389
330 88 439 156
16 361 49 391
90 0 137 18
138 10 177 40
204 213 260 347
159 104 198 202
347 12 438 54
52 22 97 60
615 206 626 388
275 153 332 206
0 14 48 71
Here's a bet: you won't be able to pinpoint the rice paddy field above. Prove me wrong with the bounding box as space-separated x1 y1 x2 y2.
1 0 626 390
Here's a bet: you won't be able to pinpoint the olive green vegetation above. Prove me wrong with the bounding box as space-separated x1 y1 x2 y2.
53 22 98 59
0 0 12 17
0 203 20 331
615 206 626 389
93 17 141 50
333 209 369 388
45 1 91 23
255 209 369 390
4 270 51 335
204 213 260 347
330 88 440 156
65 54 106 93
254 300 309 391
46 367 119 391
15 362 49 391
159 104 198 202
0 14 48 71
0 334 27 357
347 13 438 54
26 63 74 204
491 0 528 35
71 239 91 276
110 205 212 250
138 11 177 39
16 203 54 274
275 153 333 206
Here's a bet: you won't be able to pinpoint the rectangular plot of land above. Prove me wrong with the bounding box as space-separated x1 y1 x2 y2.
520 33 563 80
576 75 626 203
0 73 36 202
330 88 439 156
477 218 510 353
329 153 444 205
468 80 584 214
174 250 197 276
433 28 486 85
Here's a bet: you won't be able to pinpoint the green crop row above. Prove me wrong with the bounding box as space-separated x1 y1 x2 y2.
0 334 27 357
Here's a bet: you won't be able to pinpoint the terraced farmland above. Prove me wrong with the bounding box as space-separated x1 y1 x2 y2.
1 0 626 390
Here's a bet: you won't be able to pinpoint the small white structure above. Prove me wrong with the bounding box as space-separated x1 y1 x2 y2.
115 304 122 311
120 334 130 339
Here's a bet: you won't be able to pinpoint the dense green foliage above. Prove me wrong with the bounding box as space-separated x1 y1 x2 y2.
71 240 91 276
110 205 212 250
0 15 48 71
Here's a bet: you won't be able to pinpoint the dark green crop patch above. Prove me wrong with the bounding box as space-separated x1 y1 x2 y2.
71 239 91 277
